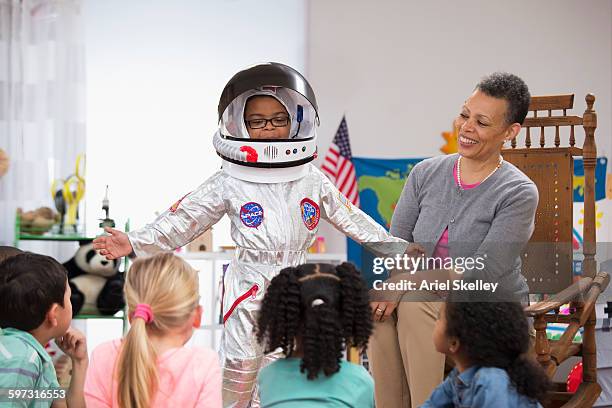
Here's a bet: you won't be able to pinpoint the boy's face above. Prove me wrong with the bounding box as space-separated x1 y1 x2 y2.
244 96 291 139
52 280 73 336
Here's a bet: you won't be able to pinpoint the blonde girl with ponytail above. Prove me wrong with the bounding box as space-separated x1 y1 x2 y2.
84 253 222 407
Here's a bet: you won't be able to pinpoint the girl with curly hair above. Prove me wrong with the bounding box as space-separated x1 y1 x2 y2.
256 262 374 407
422 292 550 407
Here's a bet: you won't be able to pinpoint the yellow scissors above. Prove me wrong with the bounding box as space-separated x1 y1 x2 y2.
50 154 86 231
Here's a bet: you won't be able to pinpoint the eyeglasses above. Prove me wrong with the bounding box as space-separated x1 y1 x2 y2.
245 116 290 129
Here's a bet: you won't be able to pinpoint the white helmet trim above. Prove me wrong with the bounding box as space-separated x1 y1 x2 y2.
213 131 317 168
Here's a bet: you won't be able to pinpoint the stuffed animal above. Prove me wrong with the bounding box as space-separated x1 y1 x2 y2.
63 240 125 316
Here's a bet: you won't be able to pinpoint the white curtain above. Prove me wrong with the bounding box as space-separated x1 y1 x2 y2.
0 0 85 258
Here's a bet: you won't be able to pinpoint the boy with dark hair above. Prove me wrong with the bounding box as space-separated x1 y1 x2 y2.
0 253 88 408
0 245 22 264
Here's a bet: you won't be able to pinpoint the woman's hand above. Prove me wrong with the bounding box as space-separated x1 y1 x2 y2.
370 300 398 322
92 227 133 260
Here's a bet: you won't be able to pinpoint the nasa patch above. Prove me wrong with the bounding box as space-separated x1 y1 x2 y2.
300 198 320 230
169 192 191 213
240 202 264 228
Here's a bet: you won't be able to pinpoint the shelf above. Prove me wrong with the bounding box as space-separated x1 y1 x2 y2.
18 233 97 242
14 210 97 243
74 312 124 320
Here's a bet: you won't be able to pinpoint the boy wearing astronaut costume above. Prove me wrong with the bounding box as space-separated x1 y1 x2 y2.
93 62 407 407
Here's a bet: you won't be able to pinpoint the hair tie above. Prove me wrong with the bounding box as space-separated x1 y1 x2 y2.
299 273 341 283
311 298 325 307
133 303 154 324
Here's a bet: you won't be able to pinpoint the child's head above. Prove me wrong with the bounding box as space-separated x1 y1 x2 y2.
256 262 372 380
117 252 200 408
0 246 22 264
215 64 320 173
0 253 72 338
433 292 549 401
244 95 291 139
434 295 530 363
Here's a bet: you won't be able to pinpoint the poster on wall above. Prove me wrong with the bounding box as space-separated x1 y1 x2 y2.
573 157 608 202
347 157 425 285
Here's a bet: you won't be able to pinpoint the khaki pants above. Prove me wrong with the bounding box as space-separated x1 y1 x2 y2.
367 301 445 408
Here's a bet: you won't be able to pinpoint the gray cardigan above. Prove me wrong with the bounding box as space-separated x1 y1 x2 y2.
390 153 538 296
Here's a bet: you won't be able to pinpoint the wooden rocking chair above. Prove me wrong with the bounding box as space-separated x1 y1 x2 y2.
502 94 610 407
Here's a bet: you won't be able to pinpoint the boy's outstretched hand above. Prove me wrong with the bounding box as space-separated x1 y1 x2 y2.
92 227 133 260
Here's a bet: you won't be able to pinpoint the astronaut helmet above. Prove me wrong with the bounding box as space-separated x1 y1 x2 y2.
213 62 319 183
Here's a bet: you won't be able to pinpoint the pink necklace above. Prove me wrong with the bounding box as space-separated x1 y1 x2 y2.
457 156 503 190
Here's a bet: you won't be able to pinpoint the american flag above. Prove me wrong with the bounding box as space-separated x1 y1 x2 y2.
321 116 360 206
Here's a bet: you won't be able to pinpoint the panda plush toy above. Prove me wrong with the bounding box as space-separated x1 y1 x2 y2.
63 240 125 316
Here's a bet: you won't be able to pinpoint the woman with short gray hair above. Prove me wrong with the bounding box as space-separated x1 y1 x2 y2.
367 72 538 408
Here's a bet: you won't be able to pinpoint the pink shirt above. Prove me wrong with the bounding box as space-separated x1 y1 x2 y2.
432 162 480 259
84 339 222 408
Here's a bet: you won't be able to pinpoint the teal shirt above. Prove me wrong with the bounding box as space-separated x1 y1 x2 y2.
258 358 375 408
0 327 60 408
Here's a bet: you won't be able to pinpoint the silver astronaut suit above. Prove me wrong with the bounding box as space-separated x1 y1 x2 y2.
127 63 407 408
